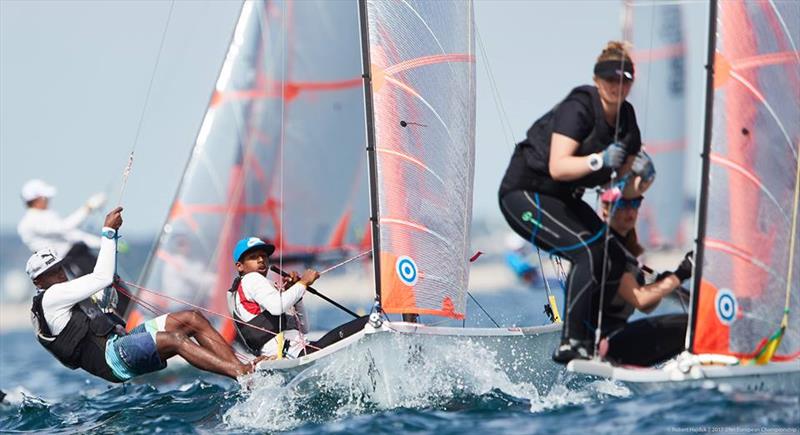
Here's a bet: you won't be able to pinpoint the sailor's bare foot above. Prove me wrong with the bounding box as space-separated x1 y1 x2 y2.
241 355 273 375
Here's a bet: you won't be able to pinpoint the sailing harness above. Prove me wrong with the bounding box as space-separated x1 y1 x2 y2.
31 291 126 383
226 276 290 356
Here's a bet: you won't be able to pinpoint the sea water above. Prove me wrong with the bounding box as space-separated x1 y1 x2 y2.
1 288 798 434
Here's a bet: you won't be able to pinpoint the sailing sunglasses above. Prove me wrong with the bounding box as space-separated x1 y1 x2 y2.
614 197 643 210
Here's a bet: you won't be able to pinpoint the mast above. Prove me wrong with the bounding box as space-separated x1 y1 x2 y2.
358 0 383 308
686 0 718 353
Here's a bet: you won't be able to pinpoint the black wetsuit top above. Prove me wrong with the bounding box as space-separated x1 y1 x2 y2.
499 85 641 198
31 291 124 383
602 232 645 332
497 86 641 344
600 241 688 367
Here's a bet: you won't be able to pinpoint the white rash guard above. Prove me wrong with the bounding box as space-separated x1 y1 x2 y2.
18 207 100 256
37 227 116 335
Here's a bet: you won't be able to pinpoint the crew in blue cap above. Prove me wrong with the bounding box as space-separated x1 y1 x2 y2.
227 236 369 358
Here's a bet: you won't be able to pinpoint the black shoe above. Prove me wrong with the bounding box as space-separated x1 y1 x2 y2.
552 339 593 365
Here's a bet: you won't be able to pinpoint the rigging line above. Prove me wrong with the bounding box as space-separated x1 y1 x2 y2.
118 279 321 351
780 141 800 328
112 1 174 312
319 249 373 275
278 0 287 335
551 255 569 290
119 0 175 205
467 291 500 327
536 247 560 323
475 24 515 148
133 1 247 295
638 0 658 149
595 41 630 356
270 265 360 318
112 283 253 361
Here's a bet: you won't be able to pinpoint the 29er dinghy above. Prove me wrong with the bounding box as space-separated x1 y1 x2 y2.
125 0 563 390
255 0 562 384
570 0 800 393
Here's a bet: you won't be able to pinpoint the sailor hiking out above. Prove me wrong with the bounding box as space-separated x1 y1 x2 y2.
28 207 262 382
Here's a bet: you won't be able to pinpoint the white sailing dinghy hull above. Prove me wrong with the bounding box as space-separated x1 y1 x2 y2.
568 357 800 394
257 321 563 389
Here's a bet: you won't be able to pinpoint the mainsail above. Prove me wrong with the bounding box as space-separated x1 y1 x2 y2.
623 1 688 249
690 0 800 361
127 0 369 334
362 0 476 318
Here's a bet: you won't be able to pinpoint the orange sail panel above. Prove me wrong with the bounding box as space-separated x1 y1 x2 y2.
365 0 475 318
691 1 799 358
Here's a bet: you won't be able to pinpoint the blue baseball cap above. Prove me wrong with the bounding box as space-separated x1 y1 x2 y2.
233 237 275 262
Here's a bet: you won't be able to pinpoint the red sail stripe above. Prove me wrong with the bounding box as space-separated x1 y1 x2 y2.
209 77 362 107
384 53 474 75
733 51 799 71
631 43 685 63
709 153 766 192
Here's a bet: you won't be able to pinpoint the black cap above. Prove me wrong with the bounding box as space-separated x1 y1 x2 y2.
594 60 634 81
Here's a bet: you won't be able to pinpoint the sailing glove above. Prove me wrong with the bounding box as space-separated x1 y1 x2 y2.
672 251 694 282
631 151 656 182
86 192 107 211
601 142 628 169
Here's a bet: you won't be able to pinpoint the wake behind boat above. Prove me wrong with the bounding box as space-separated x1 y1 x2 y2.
124 0 564 393
257 321 562 389
252 0 563 386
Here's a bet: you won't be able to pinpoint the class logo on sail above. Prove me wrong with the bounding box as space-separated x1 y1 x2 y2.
715 288 737 326
395 255 418 286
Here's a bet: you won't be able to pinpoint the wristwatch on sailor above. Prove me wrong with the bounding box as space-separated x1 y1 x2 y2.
102 229 117 240
588 153 603 172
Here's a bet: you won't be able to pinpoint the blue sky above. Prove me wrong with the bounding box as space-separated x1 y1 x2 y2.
0 0 708 240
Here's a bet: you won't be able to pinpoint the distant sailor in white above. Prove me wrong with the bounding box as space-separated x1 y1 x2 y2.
17 178 107 277
28 207 263 382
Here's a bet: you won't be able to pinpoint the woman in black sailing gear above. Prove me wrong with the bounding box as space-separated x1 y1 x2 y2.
498 41 654 364
598 192 692 366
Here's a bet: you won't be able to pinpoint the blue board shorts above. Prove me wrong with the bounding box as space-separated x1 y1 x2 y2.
105 314 168 381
